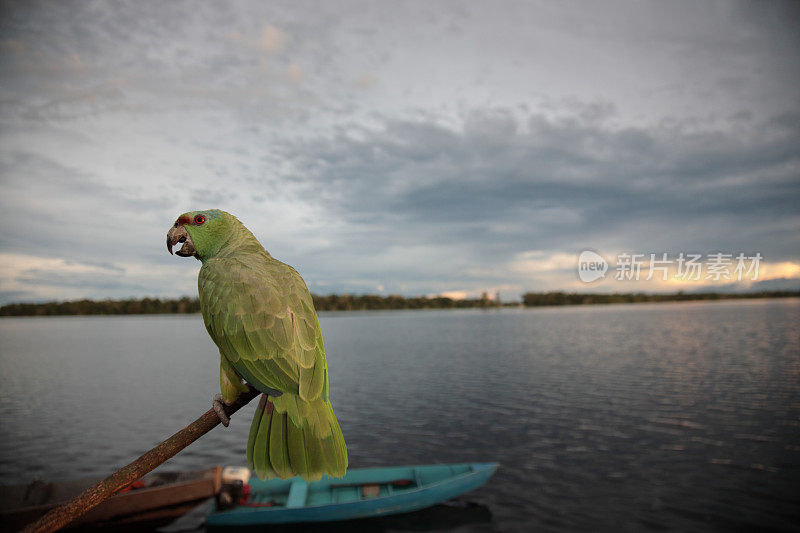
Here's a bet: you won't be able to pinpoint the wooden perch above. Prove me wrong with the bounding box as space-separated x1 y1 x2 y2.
21 386 261 533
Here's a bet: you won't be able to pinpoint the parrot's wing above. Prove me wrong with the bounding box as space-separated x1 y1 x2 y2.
199 255 328 402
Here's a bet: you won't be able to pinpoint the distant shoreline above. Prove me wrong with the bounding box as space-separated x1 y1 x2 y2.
1 291 798 317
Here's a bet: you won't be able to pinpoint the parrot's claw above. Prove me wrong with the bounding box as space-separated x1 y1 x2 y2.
213 394 231 427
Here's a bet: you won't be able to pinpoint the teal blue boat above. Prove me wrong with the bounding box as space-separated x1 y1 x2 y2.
206 462 498 526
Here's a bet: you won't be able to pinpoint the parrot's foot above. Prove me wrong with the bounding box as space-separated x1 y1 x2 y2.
212 394 231 427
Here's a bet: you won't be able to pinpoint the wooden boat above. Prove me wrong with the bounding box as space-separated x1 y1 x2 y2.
0 467 221 531
206 462 498 526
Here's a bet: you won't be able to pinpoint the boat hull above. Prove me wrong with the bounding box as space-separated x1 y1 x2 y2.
206 462 498 526
1 467 221 531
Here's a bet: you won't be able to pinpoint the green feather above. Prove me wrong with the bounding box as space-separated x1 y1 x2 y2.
252 400 276 479
268 411 291 478
246 395 265 467
287 421 309 478
304 426 326 476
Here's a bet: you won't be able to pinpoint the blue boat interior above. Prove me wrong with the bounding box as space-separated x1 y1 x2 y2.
240 464 480 508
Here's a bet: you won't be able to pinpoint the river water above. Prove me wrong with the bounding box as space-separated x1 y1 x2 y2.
1 299 798 531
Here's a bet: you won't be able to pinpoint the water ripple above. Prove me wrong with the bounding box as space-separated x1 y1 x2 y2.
1 300 799 531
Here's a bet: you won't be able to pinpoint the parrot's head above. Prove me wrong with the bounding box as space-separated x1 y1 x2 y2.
166 209 234 261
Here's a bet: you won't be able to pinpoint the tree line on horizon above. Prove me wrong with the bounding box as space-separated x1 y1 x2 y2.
520 290 799 306
0 290 797 316
0 292 500 316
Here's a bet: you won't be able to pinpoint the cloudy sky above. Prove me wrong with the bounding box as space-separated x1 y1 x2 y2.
1 0 798 304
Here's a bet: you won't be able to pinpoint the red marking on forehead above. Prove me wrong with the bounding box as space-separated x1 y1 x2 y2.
176 214 192 225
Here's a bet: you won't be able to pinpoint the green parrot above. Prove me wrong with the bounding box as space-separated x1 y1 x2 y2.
166 209 347 481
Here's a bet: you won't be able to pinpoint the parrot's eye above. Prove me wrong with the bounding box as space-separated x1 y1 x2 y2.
194 214 206 225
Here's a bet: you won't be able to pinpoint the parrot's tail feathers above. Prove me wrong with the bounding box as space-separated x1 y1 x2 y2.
247 393 347 481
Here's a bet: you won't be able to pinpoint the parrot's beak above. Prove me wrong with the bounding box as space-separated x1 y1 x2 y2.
167 224 197 258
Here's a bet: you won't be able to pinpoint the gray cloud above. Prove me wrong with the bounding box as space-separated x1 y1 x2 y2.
17 269 136 291
0 151 170 260
0 0 798 303
275 108 799 262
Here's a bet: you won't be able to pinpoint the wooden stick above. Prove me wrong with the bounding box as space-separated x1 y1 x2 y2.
21 386 261 533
